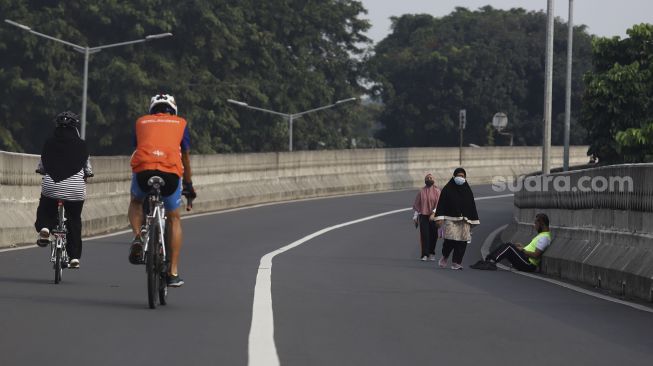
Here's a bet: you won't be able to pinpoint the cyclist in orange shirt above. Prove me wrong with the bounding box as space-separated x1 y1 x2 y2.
128 94 196 287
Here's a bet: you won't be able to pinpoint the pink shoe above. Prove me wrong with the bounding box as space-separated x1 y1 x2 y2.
438 257 448 268
451 263 463 270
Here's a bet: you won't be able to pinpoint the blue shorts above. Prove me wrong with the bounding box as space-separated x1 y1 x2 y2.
130 173 182 211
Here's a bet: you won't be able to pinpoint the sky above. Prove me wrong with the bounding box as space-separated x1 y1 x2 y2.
359 0 653 44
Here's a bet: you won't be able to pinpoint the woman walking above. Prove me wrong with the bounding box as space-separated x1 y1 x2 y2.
412 173 441 261
432 168 479 270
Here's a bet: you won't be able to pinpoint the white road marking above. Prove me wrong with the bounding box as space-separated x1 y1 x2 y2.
474 193 514 201
0 189 413 253
480 223 653 313
0 193 517 254
248 193 514 366
248 208 410 366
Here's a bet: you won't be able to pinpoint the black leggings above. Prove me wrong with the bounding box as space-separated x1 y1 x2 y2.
418 215 437 257
442 239 467 264
35 196 84 260
486 243 537 272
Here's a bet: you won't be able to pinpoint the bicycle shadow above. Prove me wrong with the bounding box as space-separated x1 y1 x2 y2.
0 279 148 310
0 276 53 285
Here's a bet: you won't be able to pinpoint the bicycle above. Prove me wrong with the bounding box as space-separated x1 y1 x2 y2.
35 168 70 284
138 175 194 309
139 176 170 309
51 200 70 284
35 167 92 284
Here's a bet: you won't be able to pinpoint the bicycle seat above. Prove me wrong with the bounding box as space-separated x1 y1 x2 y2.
147 176 166 187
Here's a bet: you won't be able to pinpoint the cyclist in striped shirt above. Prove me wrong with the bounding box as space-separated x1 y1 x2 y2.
35 111 93 269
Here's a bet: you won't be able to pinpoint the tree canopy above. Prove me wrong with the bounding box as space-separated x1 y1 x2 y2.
10 2 649 159
581 24 653 163
368 6 593 148
0 0 375 154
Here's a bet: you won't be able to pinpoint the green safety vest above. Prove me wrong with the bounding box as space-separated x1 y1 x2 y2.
523 231 551 266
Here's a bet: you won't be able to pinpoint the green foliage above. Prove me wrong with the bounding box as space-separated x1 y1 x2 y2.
0 0 373 154
615 122 653 162
368 6 593 147
581 24 653 163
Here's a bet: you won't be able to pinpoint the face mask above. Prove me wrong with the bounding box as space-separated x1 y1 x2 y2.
425 180 434 187
454 176 466 185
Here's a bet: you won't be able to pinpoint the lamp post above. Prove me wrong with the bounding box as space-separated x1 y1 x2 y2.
542 0 555 175
5 19 172 139
227 97 358 151
563 0 574 171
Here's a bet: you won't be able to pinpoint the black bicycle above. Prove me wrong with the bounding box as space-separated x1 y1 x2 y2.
51 200 69 284
140 176 170 308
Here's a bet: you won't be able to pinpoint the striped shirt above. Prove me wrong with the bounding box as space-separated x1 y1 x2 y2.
38 159 92 201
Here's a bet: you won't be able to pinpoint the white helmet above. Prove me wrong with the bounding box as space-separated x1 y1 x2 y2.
149 94 178 115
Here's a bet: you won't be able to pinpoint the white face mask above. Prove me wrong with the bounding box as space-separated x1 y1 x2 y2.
454 176 466 185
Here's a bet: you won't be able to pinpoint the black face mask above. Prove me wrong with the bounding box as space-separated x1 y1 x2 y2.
425 180 434 187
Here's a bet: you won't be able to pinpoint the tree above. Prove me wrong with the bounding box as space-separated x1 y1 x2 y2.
0 0 372 154
367 6 593 148
581 23 653 163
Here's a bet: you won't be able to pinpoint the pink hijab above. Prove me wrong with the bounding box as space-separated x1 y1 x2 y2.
413 174 441 215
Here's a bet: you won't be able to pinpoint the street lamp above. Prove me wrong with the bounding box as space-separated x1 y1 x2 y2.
227 97 358 151
542 0 555 175
563 0 574 171
5 19 173 139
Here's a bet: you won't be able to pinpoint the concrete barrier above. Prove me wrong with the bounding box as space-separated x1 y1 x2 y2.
501 164 653 302
1 146 588 248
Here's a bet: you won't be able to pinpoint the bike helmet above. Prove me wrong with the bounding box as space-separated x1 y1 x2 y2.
54 111 81 129
149 93 178 115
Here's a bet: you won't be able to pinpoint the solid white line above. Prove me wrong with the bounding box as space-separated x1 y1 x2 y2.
480 224 653 313
247 193 514 366
0 229 134 253
248 208 410 366
0 189 415 253
475 193 514 201
501 265 653 313
2 192 516 253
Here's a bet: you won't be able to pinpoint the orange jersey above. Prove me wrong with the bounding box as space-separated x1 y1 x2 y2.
130 113 188 176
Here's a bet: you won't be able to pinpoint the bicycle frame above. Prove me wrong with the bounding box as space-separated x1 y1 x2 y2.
51 200 69 283
142 192 167 262
50 232 68 263
140 177 171 308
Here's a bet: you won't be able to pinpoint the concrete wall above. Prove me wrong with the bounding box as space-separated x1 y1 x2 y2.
1 146 588 248
501 164 653 302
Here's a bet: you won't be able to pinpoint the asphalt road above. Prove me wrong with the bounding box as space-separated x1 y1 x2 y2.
1 185 652 366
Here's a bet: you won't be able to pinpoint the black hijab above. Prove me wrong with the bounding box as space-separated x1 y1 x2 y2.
435 169 479 222
41 127 88 183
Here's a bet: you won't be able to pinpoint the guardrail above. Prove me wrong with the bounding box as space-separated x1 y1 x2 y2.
1 146 588 248
502 163 653 302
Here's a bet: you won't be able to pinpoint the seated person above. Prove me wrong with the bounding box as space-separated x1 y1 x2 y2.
471 213 551 272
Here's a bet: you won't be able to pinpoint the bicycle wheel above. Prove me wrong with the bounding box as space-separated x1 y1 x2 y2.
159 223 171 305
54 247 62 284
146 225 160 309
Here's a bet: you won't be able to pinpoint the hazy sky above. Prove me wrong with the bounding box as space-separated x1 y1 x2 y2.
359 0 653 43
